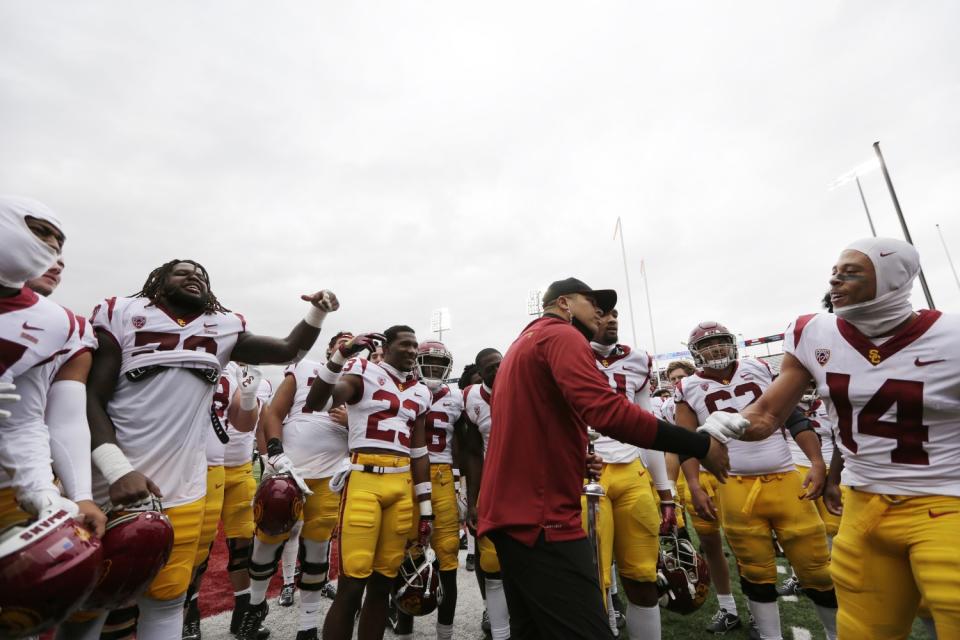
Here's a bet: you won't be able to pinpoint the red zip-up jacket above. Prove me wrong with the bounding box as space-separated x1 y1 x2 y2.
477 315 660 545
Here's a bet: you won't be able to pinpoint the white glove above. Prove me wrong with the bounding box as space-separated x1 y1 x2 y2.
18 489 79 519
456 491 468 523
0 381 20 420
238 365 264 411
268 452 313 495
697 411 750 444
328 458 351 493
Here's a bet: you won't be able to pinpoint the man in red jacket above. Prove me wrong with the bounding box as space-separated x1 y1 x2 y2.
478 277 742 639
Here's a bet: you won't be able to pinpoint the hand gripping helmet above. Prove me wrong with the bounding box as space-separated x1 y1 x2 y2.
254 473 304 536
393 543 443 616
84 498 174 611
656 532 710 615
0 506 103 637
416 341 453 391
688 321 738 371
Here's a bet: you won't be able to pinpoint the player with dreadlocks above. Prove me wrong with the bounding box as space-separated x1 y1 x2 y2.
74 259 340 640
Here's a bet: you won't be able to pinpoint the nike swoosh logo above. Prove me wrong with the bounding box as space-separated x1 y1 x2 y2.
204 323 218 328
915 358 945 367
880 251 897 257
929 510 958 519
214 483 224 490
21 322 43 331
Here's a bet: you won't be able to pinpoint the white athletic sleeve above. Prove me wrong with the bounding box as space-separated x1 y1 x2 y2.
639 448 672 492
46 380 93 502
0 371 58 502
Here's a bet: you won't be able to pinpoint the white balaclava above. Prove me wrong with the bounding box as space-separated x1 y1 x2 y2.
0 196 63 288
833 237 919 337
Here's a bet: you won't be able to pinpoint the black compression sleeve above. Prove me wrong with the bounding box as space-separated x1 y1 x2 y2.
786 407 817 439
651 420 711 459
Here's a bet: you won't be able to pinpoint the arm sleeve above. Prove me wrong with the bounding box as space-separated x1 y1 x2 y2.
0 374 58 502
46 380 93 502
640 448 672 491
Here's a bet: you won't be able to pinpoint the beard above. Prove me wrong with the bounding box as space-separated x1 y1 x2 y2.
163 285 207 311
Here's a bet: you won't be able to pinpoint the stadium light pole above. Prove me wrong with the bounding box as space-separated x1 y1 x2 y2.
430 307 451 342
873 142 935 309
854 176 877 237
829 157 879 237
936 224 960 294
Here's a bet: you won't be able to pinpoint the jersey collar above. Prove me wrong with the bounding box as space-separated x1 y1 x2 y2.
697 361 739 385
594 344 632 368
836 309 941 366
0 287 38 314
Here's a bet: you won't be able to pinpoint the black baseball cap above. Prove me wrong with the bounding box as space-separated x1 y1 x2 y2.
542 277 617 314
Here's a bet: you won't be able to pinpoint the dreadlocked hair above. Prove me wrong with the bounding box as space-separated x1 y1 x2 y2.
133 259 229 313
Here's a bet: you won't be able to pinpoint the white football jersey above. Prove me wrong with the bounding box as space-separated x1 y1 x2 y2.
463 383 493 456
281 359 348 478
221 370 271 467
342 358 430 456
206 362 242 466
591 346 651 464
659 397 677 424
786 399 836 468
90 296 246 507
424 385 464 465
0 288 78 382
785 310 960 496
675 357 794 476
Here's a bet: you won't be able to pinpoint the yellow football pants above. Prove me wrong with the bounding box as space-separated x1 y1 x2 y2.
681 470 723 536
258 477 341 545
195 466 226 567
796 464 842 537
582 459 660 588
222 462 257 539
717 472 832 590
337 453 413 579
0 487 28 529
406 464 460 572
831 489 960 639
147 498 205 600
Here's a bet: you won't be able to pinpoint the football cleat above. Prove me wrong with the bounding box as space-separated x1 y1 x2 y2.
319 582 337 600
776 574 803 597
235 601 269 640
465 553 476 572
0 505 103 638
481 609 491 635
278 583 296 607
656 532 710 615
393 543 443 616
748 613 761 640
181 618 201 640
387 595 400 632
295 629 318 640
688 321 738 370
253 473 304 536
705 608 742 633
85 497 174 611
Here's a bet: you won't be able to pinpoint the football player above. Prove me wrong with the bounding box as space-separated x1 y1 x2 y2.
303 326 433 640
390 340 464 640
85 258 338 640
586 309 677 638
734 238 960 638
237 332 354 640
181 362 264 639
675 322 838 640
463 348 510 640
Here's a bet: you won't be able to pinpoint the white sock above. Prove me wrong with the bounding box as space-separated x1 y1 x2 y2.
626 602 661 638
921 616 938 639
437 622 454 640
53 612 108 640
136 594 187 640
717 593 738 616
814 604 838 640
485 578 510 640
467 534 475 555
747 599 782 640
282 520 303 584
299 590 323 631
234 587 251 597
250 539 284 605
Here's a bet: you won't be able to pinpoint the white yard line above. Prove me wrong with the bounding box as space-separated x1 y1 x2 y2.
791 626 813 640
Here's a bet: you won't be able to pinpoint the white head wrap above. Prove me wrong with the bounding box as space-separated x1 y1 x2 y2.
833 237 919 337
0 196 63 289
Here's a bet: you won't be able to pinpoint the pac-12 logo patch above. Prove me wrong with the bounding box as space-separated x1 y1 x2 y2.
132 315 147 329
700 383 709 391
378 377 386 386
815 349 831 366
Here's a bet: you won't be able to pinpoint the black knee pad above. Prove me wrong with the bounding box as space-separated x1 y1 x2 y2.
298 560 330 591
100 605 139 640
805 587 838 608
227 537 252 573
740 577 778 603
485 570 502 580
249 543 284 581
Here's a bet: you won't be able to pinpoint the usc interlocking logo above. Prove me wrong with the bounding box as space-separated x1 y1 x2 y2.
868 348 882 365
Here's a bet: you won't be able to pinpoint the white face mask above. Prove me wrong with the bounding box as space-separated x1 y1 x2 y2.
833 237 919 337
0 196 62 289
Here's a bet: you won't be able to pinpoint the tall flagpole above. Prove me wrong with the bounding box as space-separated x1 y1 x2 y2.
640 259 660 382
873 141 935 309
613 217 640 348
855 176 877 237
936 224 960 293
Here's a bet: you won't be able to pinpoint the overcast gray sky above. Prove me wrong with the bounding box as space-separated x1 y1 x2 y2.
3 1 958 378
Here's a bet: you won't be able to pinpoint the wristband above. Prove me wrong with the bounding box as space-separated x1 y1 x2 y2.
266 438 284 457
317 364 341 385
239 395 259 411
414 482 432 497
92 444 135 486
409 446 429 458
329 350 348 366
304 305 327 329
419 501 434 517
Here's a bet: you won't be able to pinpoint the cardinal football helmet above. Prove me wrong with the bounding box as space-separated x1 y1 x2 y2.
656 532 710 615
688 321 738 371
416 341 453 391
84 498 174 610
0 506 103 637
393 543 443 616
254 472 304 536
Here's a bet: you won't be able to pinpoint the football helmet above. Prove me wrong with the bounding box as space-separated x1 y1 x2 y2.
254 473 305 536
688 321 738 371
0 506 103 637
656 532 710 615
84 498 174 610
393 543 442 616
416 341 453 391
